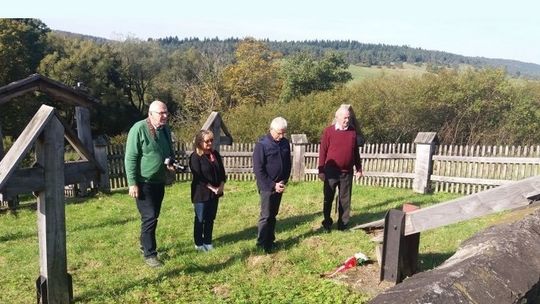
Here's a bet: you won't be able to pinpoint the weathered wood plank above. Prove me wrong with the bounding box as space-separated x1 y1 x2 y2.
371 208 540 304
431 175 513 186
36 117 71 303
404 175 540 235
0 162 100 200
433 155 540 164
0 105 55 191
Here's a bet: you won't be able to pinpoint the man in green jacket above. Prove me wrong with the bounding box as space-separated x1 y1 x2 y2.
125 100 175 268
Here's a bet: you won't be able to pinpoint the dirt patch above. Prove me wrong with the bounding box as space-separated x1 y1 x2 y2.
212 283 231 299
328 262 394 298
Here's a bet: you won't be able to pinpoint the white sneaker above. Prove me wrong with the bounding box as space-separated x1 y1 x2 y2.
195 245 206 252
203 244 214 251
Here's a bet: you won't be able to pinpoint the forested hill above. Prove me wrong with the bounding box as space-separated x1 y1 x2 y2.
155 37 540 79
54 30 540 79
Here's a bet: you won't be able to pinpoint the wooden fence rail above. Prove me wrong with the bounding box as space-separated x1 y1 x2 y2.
103 134 540 195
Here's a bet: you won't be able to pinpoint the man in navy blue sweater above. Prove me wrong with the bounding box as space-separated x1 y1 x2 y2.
253 117 292 253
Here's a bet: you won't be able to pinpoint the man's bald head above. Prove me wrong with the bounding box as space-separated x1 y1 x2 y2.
148 100 169 127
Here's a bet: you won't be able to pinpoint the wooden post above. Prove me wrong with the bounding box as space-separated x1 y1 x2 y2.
201 112 232 154
400 203 420 278
75 106 93 196
412 132 438 194
35 118 73 304
93 136 110 193
0 118 19 209
0 119 4 160
380 209 406 284
209 117 221 153
290 134 308 182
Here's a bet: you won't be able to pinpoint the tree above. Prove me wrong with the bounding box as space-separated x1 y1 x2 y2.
222 38 282 108
0 18 49 85
114 38 165 115
0 18 50 136
279 52 352 102
38 33 136 135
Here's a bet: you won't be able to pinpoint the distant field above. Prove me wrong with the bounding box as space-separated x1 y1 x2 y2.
347 63 538 86
347 63 427 84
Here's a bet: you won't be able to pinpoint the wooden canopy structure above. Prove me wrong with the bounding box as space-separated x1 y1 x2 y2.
0 73 100 199
0 73 99 107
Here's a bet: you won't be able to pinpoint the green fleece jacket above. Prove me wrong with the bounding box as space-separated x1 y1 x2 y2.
124 119 173 186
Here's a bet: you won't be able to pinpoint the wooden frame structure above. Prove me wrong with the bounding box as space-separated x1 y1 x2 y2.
379 174 540 284
201 111 233 153
0 105 103 303
0 73 100 201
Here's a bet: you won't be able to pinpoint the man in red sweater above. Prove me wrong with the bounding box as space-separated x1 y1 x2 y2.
318 106 363 232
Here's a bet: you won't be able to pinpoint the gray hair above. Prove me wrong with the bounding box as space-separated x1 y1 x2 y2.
270 117 288 131
335 105 350 118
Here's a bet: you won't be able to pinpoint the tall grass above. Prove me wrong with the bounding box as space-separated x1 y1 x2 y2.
1 181 512 303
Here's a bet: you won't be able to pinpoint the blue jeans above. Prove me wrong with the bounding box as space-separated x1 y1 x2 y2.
193 198 219 246
135 182 165 258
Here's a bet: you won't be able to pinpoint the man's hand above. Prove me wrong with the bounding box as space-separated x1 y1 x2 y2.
355 170 363 178
275 181 286 193
129 185 139 198
318 173 325 182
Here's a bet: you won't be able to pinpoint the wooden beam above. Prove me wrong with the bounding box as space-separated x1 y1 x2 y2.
36 117 72 303
0 105 55 191
0 162 100 200
404 175 540 236
55 113 105 173
0 73 99 107
0 78 41 105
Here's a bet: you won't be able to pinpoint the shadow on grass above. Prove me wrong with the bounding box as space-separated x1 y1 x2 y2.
417 251 455 272
213 211 321 245
74 212 331 302
349 192 451 228
0 217 138 243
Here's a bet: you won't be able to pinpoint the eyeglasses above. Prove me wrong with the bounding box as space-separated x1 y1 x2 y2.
204 139 214 143
152 111 169 116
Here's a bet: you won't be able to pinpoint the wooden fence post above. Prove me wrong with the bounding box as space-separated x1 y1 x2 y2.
75 106 93 196
0 118 4 160
0 119 20 209
93 136 110 193
291 134 308 182
35 117 73 304
412 132 438 194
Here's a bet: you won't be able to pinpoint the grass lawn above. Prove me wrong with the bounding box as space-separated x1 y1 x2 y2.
0 181 516 303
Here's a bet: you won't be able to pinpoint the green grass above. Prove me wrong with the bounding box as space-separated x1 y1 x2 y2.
0 181 515 303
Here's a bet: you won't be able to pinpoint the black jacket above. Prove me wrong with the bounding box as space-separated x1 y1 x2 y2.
253 134 292 192
189 150 226 203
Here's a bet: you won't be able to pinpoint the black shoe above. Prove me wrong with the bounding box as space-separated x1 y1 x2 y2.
321 221 332 233
256 243 271 254
337 222 349 231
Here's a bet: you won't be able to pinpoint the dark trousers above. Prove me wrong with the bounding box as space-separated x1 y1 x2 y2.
257 190 282 249
136 182 165 258
322 171 353 227
193 198 219 246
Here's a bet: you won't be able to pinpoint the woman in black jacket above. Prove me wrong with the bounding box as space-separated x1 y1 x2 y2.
189 130 226 252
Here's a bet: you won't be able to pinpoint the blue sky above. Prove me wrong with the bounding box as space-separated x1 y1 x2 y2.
5 0 540 64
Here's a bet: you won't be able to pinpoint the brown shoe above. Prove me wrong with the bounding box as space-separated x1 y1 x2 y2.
144 256 163 268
